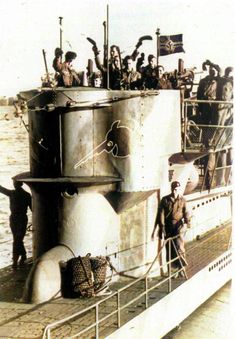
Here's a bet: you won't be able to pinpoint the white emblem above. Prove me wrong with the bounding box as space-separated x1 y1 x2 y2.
165 39 175 52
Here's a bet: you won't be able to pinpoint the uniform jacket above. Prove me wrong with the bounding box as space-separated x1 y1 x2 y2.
156 193 190 238
121 69 142 90
0 185 31 216
142 65 158 89
157 77 172 89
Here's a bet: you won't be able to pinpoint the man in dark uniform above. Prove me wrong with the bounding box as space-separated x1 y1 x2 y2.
121 56 142 90
92 44 122 89
0 180 31 269
151 181 191 277
142 54 158 89
196 63 220 126
109 55 123 89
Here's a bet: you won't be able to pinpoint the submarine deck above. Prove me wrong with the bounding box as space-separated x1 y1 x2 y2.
0 222 232 338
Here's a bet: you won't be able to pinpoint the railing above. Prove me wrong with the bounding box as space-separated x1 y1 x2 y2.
185 123 233 151
42 236 186 339
201 163 232 192
182 98 233 153
181 98 233 192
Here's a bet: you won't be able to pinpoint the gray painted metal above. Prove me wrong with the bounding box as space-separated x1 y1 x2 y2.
19 88 182 303
24 88 181 190
106 250 232 339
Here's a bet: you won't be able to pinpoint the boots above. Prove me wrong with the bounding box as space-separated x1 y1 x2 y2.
19 254 27 266
12 254 19 269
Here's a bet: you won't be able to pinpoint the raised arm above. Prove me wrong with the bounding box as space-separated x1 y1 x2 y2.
0 185 11 197
52 47 63 72
94 53 107 73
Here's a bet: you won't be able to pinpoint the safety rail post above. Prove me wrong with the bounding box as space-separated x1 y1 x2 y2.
168 239 172 293
95 304 99 339
201 160 208 192
183 100 187 152
226 165 232 186
47 329 50 339
117 291 121 328
145 276 148 309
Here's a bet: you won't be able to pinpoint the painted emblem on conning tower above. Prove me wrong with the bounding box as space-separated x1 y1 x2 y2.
74 120 131 169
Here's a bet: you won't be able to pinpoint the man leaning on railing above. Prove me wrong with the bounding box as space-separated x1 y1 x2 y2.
151 181 191 278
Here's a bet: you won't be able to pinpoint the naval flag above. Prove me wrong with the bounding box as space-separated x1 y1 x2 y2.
159 34 185 56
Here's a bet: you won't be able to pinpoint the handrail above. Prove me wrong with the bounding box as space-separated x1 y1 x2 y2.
42 223 232 338
42 221 232 338
42 235 185 339
183 98 233 105
182 94 233 156
187 123 233 128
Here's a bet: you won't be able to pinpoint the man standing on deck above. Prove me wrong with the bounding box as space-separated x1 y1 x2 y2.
151 181 191 277
0 180 31 269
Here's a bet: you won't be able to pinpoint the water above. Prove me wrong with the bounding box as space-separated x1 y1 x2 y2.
0 106 32 268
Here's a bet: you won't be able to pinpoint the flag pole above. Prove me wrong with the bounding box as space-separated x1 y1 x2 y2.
156 28 160 68
103 21 107 66
106 4 110 89
59 17 63 50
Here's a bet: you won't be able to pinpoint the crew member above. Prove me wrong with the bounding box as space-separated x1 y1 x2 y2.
136 52 145 73
151 181 191 277
121 56 142 90
53 50 81 87
142 54 158 89
92 44 122 89
91 71 103 88
156 65 172 89
224 66 233 79
197 61 221 125
52 47 63 72
112 56 123 89
0 180 32 269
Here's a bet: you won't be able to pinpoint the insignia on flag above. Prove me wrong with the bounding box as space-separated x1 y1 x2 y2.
159 34 185 56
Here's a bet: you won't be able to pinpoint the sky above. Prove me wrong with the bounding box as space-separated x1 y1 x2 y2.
0 0 234 97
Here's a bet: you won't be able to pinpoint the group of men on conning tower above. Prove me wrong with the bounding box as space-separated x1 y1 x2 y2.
51 39 193 91
196 60 233 127
52 46 171 90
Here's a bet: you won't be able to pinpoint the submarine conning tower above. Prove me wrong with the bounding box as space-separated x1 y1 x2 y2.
17 87 181 303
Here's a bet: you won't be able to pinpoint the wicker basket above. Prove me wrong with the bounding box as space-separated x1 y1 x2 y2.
90 256 108 292
70 254 94 297
62 254 112 298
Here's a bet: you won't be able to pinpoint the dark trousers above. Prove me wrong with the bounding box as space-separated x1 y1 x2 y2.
12 229 27 256
165 230 187 269
10 216 27 257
